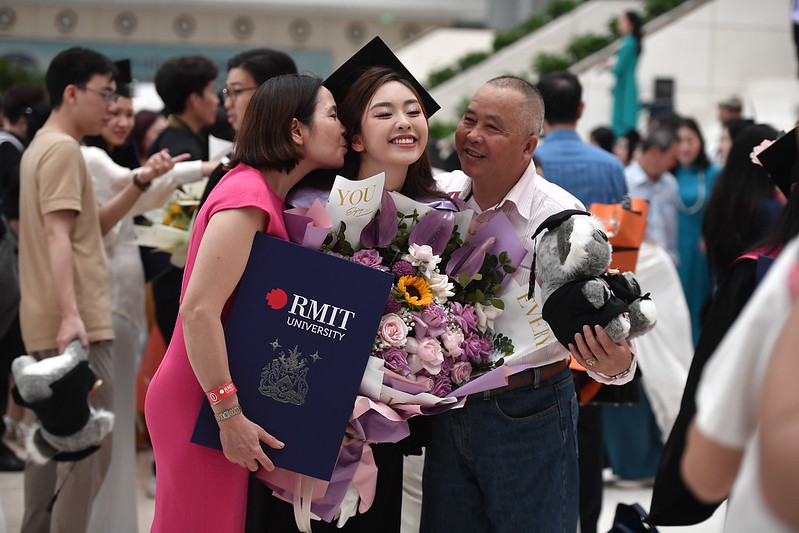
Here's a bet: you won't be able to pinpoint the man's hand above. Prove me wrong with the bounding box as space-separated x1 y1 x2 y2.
56 314 88 353
568 324 633 377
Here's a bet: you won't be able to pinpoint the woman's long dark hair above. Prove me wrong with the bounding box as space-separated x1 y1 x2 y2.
625 11 644 56
702 123 779 277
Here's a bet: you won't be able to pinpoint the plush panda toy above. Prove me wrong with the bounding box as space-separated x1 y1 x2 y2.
11 341 114 463
530 209 657 348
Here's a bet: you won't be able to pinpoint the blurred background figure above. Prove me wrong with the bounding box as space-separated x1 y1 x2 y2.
717 117 755 166
589 125 616 153
703 124 781 287
132 110 168 166
610 11 643 138
673 118 719 344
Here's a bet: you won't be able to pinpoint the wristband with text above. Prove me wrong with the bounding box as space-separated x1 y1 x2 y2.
206 381 237 405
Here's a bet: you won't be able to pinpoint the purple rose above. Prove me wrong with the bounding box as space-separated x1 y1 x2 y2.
461 332 493 364
352 249 388 271
450 302 479 333
430 371 453 398
378 347 411 377
411 303 447 338
391 260 417 277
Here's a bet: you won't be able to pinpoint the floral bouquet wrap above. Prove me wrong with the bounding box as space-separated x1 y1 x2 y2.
133 179 207 267
257 174 528 530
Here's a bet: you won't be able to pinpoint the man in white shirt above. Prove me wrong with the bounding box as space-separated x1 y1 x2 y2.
421 76 635 533
625 127 680 264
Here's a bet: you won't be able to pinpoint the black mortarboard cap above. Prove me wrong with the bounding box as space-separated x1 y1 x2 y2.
113 59 132 86
758 125 798 198
324 36 440 117
528 210 591 299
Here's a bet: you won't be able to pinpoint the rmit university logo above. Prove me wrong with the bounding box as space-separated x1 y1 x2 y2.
265 288 288 309
265 290 355 342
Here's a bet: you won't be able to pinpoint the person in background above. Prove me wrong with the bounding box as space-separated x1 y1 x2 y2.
589 125 615 153
610 11 643 137
81 82 215 533
18 45 169 533
650 127 799 527
132 110 168 164
535 71 627 208
673 118 719 344
625 126 680 263
535 70 628 533
717 117 755 167
613 130 640 167
199 48 298 207
0 84 46 473
703 124 780 287
145 73 347 532
681 233 799 532
147 54 219 347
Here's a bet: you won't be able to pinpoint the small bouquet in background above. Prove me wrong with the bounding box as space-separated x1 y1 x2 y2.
134 179 207 268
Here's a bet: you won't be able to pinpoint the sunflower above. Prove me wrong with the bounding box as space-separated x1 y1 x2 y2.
397 275 433 308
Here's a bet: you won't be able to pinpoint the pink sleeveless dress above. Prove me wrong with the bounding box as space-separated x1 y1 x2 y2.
145 163 289 532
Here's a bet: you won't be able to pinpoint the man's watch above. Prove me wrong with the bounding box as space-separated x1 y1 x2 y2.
609 365 633 380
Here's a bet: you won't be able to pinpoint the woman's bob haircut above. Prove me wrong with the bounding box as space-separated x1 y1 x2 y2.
231 73 323 174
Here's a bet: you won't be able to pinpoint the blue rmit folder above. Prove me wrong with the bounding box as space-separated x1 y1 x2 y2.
191 234 393 481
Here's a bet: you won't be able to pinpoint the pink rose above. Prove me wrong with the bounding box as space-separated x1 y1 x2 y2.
426 271 455 303
475 303 503 333
405 336 444 375
402 243 441 273
440 329 464 358
378 313 408 347
450 361 472 385
352 249 388 271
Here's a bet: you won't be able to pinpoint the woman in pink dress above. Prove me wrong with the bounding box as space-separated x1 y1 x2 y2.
145 73 347 532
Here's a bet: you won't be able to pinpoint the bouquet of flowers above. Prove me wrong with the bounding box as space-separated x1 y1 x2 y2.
323 190 517 403
133 179 207 267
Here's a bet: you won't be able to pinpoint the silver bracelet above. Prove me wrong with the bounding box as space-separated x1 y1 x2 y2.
214 404 242 422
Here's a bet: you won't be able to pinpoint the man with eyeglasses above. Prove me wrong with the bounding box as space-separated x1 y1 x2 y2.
17 46 135 533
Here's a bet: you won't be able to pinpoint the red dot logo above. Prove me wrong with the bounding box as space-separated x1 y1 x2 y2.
265 288 288 309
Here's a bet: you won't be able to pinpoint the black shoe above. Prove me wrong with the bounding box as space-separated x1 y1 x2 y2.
0 445 25 472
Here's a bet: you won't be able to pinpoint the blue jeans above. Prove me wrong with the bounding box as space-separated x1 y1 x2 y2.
420 367 578 533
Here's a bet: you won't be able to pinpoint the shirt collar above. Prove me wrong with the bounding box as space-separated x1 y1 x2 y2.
542 129 581 142
447 159 540 222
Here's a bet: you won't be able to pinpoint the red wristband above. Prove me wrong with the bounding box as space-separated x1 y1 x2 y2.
206 381 237 405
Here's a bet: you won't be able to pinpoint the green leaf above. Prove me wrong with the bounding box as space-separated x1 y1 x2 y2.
491 298 505 310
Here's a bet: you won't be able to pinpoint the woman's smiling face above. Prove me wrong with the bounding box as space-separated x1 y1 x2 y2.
102 95 134 149
351 80 428 171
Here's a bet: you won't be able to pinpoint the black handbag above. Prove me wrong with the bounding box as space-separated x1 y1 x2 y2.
608 503 659 533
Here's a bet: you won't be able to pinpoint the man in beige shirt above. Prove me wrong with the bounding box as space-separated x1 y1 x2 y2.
18 46 119 533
